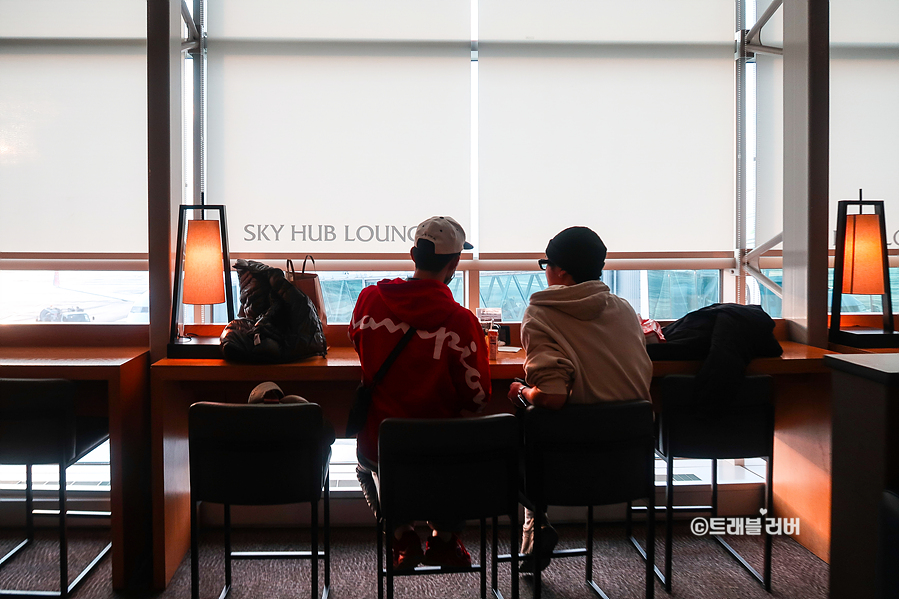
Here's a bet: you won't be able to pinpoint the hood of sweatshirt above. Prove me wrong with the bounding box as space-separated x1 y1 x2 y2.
527 280 612 321
375 278 462 330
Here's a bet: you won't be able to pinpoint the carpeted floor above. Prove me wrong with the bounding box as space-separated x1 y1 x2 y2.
0 523 828 598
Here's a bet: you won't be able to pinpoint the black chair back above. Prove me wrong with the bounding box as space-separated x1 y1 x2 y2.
378 414 520 523
0 378 76 465
189 402 325 506
522 400 655 507
659 374 774 459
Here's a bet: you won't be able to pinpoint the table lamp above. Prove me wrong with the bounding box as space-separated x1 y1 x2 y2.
829 192 899 347
168 205 235 358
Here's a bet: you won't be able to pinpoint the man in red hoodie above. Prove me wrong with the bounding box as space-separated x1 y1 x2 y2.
350 216 491 570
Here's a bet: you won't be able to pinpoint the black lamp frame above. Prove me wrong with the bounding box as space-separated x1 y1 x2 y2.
829 197 899 348
168 205 235 358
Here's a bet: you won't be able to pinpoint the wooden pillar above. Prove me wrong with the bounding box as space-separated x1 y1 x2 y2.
782 0 829 347
147 0 183 362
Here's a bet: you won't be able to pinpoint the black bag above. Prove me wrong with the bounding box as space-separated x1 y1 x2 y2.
345 327 416 436
221 259 327 363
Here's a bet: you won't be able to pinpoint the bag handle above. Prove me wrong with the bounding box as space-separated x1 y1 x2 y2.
302 255 315 275
285 259 296 278
370 326 417 387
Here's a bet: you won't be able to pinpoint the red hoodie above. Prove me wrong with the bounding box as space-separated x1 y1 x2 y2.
349 278 491 463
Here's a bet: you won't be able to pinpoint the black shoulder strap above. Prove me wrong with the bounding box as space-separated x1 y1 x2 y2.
369 326 417 388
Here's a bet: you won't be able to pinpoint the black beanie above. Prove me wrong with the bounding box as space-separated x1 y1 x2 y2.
545 226 607 283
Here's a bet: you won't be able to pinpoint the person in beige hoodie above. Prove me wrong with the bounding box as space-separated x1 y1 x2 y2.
507 226 652 571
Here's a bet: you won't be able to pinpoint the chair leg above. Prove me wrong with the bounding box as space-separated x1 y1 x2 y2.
224 504 233 594
711 458 719 518
625 500 633 539
511 506 518 599
26 465 34 543
533 508 543 599
324 473 331 598
491 516 498 597
59 461 68 599
586 505 594 583
646 484 656 599
191 499 200 599
311 495 319 599
481 518 487 599
386 521 394 599
764 455 773 592
377 518 384 599
664 452 673 594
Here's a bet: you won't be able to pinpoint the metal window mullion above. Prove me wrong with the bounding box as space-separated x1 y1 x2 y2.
193 0 206 206
734 0 749 304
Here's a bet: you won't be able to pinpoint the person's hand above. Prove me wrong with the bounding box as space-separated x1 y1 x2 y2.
507 381 526 404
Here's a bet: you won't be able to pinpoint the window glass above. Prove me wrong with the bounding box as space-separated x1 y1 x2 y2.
320 272 464 325
754 268 899 318
0 271 148 324
479 270 719 322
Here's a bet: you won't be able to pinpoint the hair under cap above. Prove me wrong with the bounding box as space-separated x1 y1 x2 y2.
545 226 607 283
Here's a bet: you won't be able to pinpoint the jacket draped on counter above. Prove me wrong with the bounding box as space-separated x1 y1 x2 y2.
646 303 783 413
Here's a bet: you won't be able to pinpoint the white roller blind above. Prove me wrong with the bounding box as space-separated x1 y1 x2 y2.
0 3 147 254
0 0 145 39
479 44 735 253
829 0 899 245
480 0 732 44
210 0 469 42
478 1 735 254
831 0 897 46
208 42 471 254
755 53 783 245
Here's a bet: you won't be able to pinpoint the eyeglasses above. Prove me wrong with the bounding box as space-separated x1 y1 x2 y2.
537 258 551 270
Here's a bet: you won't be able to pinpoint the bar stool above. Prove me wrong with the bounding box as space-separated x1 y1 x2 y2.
376 414 520 599
515 400 656 599
630 374 774 593
189 402 333 599
0 378 111 598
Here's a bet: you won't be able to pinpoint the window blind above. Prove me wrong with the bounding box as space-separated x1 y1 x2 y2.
829 0 899 243
478 0 735 254
0 0 147 253
210 0 469 42
207 42 472 254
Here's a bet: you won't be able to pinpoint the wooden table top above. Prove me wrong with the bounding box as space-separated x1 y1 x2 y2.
151 340 836 381
0 346 149 368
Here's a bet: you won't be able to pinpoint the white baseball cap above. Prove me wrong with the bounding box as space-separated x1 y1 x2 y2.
414 216 473 254
248 382 308 404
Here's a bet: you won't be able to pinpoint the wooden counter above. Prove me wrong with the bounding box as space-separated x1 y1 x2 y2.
151 341 836 588
0 346 151 591
151 340 832 381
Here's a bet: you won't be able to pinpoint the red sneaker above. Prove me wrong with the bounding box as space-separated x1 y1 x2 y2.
422 534 472 568
392 530 423 570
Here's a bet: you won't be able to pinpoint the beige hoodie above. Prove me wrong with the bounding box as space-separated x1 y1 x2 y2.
521 280 652 404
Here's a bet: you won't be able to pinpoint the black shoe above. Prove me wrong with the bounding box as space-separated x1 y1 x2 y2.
520 524 558 573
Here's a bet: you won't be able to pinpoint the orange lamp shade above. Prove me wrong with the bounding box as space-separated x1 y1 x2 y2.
182 219 226 305
842 213 886 295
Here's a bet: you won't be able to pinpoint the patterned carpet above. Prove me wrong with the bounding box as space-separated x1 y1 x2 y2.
0 522 828 599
